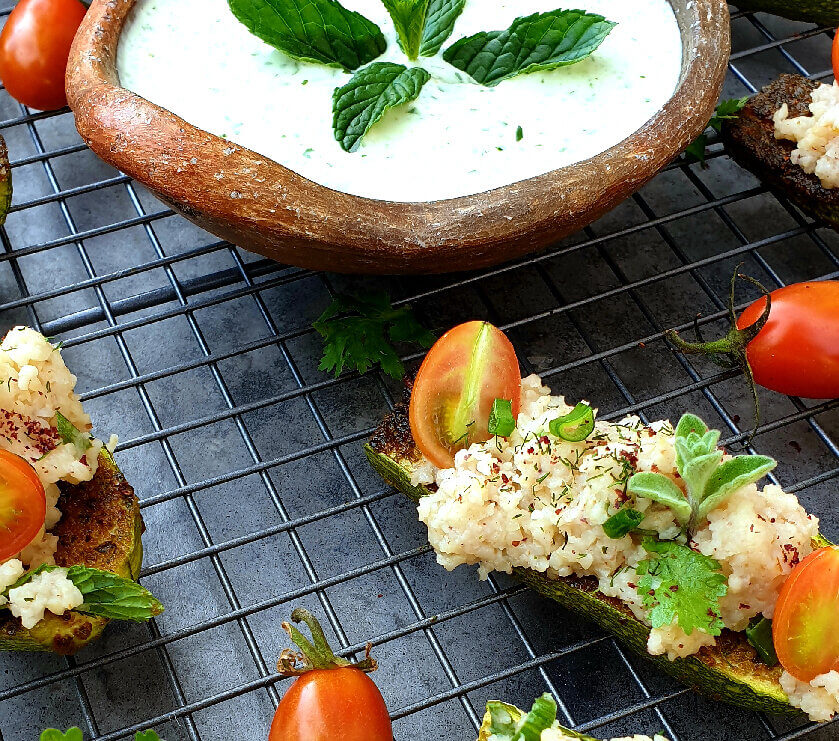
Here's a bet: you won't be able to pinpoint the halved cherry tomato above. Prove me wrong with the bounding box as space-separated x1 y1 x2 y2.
737 281 839 400
773 546 839 682
269 666 392 741
0 449 46 562
409 321 521 468
0 0 87 111
833 29 839 83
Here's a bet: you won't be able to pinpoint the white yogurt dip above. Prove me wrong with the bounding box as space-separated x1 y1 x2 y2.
117 0 683 202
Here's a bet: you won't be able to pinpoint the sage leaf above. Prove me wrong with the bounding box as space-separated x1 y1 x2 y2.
681 449 723 508
442 9 616 86
228 0 387 71
420 0 466 56
381 0 429 59
674 412 707 441
627 471 691 527
333 62 430 152
697 454 776 521
40 731 83 741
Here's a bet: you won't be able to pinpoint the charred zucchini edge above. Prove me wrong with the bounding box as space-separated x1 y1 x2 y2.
0 449 144 654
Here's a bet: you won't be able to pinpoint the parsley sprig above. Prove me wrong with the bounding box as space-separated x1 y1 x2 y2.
314 292 435 379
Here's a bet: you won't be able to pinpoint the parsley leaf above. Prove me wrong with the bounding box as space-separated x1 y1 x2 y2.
314 292 434 379
420 0 466 56
685 96 749 164
442 9 616 86
636 537 728 637
333 62 430 152
228 0 387 71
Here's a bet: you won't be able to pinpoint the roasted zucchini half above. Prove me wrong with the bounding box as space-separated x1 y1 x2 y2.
365 400 829 715
0 449 144 654
732 0 839 27
722 74 839 231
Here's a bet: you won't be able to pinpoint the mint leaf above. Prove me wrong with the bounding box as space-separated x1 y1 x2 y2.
333 62 430 152
627 472 691 527
697 454 776 521
442 9 616 86
488 398 516 437
40 730 83 741
636 537 728 636
685 97 748 163
55 412 92 452
65 565 164 622
420 0 466 56
602 508 645 539
314 291 434 379
381 0 430 59
228 0 386 71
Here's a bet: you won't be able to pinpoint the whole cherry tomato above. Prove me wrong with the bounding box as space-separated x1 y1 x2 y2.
773 546 839 682
269 609 392 741
409 321 521 468
0 0 87 111
0 448 46 562
736 281 839 399
833 29 839 83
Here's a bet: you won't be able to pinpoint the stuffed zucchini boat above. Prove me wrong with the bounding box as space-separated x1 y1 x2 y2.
0 327 162 653
365 321 838 721
477 694 668 741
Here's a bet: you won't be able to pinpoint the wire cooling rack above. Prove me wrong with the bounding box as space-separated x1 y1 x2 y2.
1 3 838 740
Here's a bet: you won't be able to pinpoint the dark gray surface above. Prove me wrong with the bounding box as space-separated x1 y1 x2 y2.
1 3 838 740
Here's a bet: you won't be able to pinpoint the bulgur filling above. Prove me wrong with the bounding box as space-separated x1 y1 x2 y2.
774 81 839 189
414 375 835 721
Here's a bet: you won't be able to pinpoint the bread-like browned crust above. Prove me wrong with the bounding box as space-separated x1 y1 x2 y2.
66 0 730 274
722 73 839 227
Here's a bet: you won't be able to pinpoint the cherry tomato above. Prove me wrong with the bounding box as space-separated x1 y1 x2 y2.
833 29 839 83
269 666 392 741
0 449 46 562
736 281 839 399
409 321 521 468
0 0 87 111
773 547 839 682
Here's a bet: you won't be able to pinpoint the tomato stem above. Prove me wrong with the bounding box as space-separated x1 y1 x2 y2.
277 608 378 677
664 267 772 444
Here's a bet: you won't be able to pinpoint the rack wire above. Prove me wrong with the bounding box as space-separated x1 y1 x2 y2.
1 3 838 740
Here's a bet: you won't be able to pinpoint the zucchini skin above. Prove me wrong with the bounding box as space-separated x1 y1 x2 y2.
0 449 145 654
733 0 839 27
365 439 824 715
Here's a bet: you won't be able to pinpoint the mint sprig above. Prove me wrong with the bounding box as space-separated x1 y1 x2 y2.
420 0 466 56
381 0 430 59
333 62 430 152
627 413 775 532
443 9 616 86
228 0 386 71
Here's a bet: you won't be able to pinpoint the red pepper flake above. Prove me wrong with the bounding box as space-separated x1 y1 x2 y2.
782 544 800 566
501 474 510 484
540 436 550 445
511 538 528 547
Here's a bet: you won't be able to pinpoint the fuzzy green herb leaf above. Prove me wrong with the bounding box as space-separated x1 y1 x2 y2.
628 413 776 532
40 730 84 741
134 732 163 741
636 537 728 636
685 97 749 163
228 0 387 71
602 508 645 539
442 9 616 86
549 402 595 442
381 0 430 59
55 412 92 452
420 0 466 56
314 291 435 379
486 694 558 741
333 62 430 151
488 398 516 437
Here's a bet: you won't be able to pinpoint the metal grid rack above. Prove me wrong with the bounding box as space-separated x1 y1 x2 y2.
1 3 838 740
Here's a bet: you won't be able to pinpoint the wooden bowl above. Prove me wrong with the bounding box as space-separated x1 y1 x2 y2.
66 0 730 275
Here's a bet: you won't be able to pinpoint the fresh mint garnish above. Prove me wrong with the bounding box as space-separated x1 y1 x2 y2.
488 398 516 437
487 693 557 741
420 0 466 56
627 413 776 532
443 9 616 86
636 537 728 637
381 0 430 59
314 291 435 378
686 96 749 164
333 62 430 152
603 508 644 539
228 0 386 71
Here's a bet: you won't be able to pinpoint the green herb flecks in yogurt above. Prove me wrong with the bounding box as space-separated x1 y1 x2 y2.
117 0 682 201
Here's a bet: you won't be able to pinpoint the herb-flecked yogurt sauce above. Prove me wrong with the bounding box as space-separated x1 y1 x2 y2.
117 0 683 202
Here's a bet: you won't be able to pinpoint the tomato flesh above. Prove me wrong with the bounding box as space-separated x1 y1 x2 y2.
409 321 521 468
773 547 839 682
269 667 392 741
0 0 87 111
833 29 839 84
737 281 839 399
0 449 46 562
